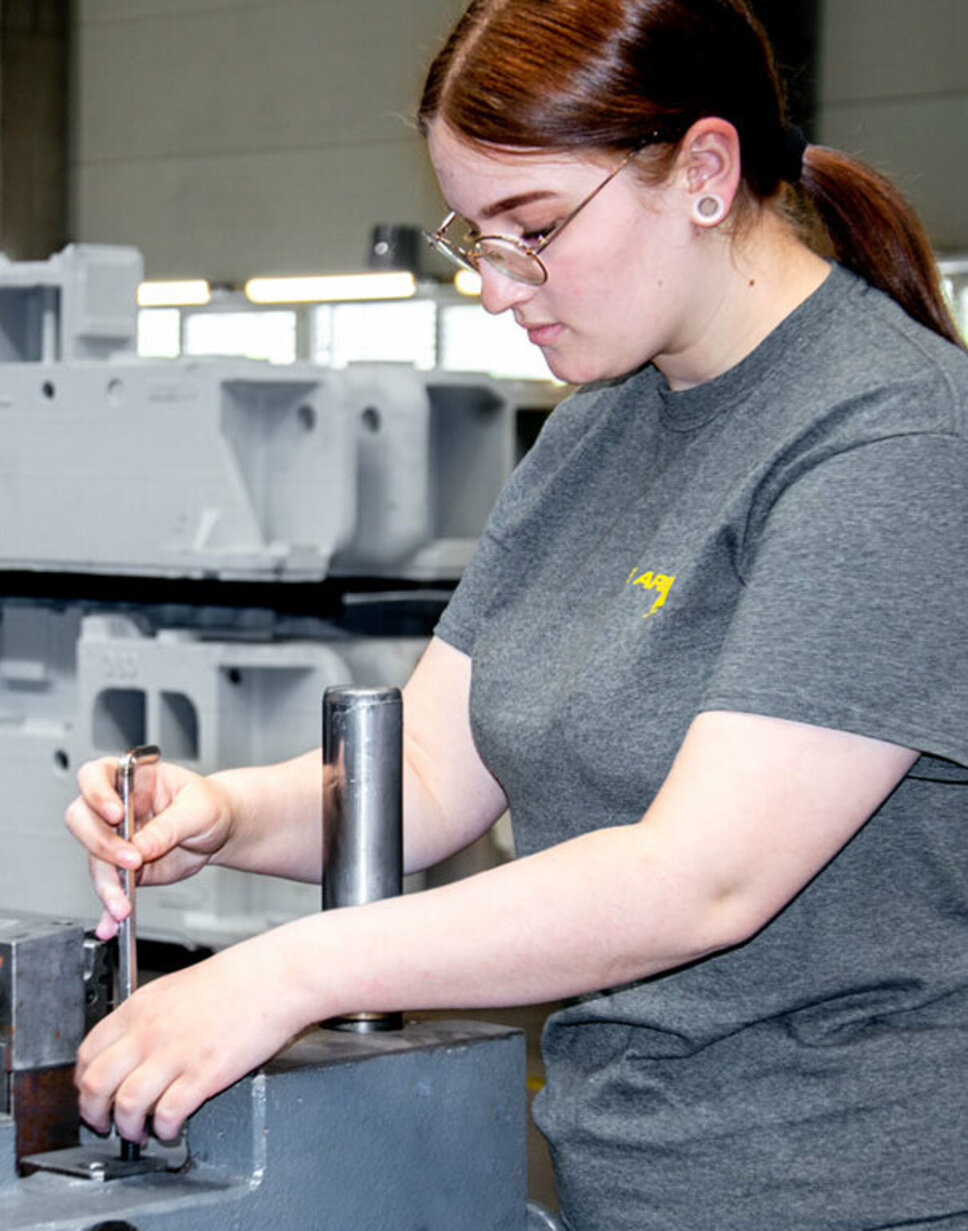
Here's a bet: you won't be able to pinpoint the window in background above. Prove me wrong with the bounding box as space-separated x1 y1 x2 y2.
313 300 437 369
440 303 553 380
183 311 297 364
938 260 968 343
137 308 181 358
956 284 968 342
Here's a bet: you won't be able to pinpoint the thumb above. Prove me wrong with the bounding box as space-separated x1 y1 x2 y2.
131 790 209 864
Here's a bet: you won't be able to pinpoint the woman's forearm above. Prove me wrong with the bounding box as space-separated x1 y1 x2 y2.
206 742 499 882
277 823 738 1026
265 712 918 1025
208 751 324 880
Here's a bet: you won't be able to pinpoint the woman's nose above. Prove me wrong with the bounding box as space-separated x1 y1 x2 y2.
478 264 536 316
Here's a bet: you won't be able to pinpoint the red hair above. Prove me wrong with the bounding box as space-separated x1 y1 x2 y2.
419 0 962 347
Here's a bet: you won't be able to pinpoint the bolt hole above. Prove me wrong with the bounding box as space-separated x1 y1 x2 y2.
361 406 381 434
54 749 70 772
42 381 56 399
227 669 243 685
297 404 316 432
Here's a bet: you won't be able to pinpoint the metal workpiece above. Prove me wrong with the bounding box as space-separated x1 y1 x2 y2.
0 916 86 1072
322 685 403 1032
3 1020 530 1230
0 916 87 1164
322 685 403 910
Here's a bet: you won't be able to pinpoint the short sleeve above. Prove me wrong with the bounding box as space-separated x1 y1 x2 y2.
434 382 613 656
434 526 508 655
701 433 968 770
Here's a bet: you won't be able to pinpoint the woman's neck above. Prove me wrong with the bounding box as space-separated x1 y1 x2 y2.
657 215 831 392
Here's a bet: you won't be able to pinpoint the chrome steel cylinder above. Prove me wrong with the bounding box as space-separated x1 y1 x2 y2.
322 685 403 1032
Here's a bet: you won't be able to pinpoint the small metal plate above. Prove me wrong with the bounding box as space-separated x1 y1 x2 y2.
20 1142 181 1181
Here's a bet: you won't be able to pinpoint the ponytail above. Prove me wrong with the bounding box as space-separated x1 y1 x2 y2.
799 146 963 348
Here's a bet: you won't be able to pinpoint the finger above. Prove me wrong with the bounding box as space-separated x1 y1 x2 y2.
113 1058 181 1146
76 1026 135 1136
94 906 120 943
75 757 124 825
149 1073 201 1142
65 796 142 870
90 856 131 933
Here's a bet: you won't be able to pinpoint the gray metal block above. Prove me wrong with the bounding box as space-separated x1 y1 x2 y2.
0 245 518 583
0 359 358 581
6 1020 528 1230
0 915 85 1072
0 245 141 363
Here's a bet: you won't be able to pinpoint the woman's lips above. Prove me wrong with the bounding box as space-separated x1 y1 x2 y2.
523 322 564 347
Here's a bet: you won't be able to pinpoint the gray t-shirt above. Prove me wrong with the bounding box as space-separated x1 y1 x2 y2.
436 265 968 1231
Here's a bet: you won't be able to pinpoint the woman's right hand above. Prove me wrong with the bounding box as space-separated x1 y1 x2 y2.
65 758 235 940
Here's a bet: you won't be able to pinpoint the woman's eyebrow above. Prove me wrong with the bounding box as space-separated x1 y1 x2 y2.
477 189 558 221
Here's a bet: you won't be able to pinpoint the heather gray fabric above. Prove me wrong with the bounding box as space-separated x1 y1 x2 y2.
436 265 968 1230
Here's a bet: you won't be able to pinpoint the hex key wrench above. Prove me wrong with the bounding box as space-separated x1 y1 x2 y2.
116 743 161 1160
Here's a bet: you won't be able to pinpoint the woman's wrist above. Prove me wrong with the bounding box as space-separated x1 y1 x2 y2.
205 768 250 868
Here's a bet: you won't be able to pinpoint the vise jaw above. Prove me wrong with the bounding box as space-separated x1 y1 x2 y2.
0 914 94 1165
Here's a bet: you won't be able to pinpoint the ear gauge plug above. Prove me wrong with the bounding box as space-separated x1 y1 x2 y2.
691 193 727 226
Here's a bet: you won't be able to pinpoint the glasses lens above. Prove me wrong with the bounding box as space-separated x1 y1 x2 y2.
422 231 479 274
478 239 547 286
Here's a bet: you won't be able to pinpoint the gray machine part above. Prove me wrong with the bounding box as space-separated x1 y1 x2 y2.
6 1017 529 1230
0 246 515 584
1 830 531 1228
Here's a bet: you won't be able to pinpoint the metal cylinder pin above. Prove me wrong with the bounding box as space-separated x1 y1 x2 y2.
321 686 403 1032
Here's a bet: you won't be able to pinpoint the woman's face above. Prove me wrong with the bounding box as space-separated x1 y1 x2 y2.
427 123 716 386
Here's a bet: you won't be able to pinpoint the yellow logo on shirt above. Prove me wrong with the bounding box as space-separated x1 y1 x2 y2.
626 567 676 619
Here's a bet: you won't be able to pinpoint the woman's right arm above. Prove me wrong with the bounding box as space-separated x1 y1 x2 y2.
65 636 509 936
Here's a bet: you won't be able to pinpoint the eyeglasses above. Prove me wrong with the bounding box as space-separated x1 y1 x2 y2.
423 148 640 287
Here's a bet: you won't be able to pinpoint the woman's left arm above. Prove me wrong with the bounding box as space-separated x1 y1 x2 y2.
77 709 916 1144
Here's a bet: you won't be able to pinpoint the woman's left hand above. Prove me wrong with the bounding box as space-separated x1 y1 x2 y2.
75 932 309 1144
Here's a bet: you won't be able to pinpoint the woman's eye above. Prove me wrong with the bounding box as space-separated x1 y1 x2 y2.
521 226 552 244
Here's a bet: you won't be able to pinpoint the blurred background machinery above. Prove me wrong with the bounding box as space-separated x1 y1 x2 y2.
0 243 525 947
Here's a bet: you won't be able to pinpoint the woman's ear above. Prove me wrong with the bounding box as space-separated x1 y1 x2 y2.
677 117 742 228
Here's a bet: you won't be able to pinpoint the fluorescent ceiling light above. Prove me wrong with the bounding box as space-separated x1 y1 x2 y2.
137 279 211 307
454 270 482 297
245 272 417 304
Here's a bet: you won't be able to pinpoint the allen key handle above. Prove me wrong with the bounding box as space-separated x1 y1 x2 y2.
116 743 161 1160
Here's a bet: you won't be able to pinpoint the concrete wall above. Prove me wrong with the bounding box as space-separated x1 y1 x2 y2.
816 0 968 254
1 1 69 260
70 0 465 281
69 0 968 281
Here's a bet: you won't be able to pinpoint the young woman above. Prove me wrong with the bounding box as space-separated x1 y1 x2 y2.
67 2 968 1227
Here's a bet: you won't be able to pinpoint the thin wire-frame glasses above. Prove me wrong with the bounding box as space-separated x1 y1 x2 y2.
423 148 640 287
